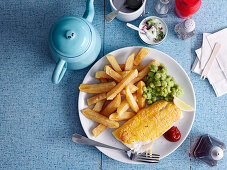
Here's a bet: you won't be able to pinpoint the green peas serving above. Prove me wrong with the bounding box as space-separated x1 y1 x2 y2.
143 63 184 104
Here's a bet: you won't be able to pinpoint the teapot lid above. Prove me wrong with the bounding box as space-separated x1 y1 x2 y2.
49 16 92 58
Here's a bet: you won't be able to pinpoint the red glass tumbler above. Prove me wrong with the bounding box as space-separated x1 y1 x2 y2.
175 0 201 18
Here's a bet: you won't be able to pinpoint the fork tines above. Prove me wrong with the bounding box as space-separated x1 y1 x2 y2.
139 153 160 156
135 153 160 163
139 153 160 158
135 159 159 163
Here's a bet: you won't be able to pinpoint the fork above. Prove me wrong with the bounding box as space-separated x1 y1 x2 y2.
72 133 160 163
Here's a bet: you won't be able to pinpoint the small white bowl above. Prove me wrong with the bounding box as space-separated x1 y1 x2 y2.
138 16 168 46
109 0 147 22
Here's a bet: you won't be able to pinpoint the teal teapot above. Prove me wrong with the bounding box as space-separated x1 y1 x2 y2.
49 0 101 84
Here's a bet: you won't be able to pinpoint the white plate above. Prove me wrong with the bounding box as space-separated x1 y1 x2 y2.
78 46 196 164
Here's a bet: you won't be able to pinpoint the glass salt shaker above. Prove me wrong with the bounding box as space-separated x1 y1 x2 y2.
193 134 226 166
174 19 195 40
155 0 170 17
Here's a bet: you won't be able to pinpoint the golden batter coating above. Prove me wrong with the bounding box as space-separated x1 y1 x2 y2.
112 101 181 145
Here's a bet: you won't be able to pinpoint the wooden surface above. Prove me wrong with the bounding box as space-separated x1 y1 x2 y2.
0 0 226 169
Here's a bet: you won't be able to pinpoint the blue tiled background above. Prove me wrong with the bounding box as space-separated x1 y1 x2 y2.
0 0 226 169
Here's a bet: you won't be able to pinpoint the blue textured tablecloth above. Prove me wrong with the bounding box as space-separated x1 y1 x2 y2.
1 0 226 169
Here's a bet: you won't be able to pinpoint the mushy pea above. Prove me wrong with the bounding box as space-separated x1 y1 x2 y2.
143 63 184 104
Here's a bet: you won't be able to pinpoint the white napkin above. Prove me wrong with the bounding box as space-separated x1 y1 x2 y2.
207 28 227 78
200 33 211 68
192 48 227 97
191 28 227 97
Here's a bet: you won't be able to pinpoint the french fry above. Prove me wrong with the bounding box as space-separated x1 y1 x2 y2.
134 47 150 66
105 66 123 82
92 124 107 137
93 100 106 112
125 85 139 112
117 95 137 115
107 69 138 100
121 83 138 95
105 54 122 72
91 79 108 112
132 65 146 71
79 81 116 93
87 93 107 106
81 108 119 128
109 112 136 121
101 93 121 117
100 79 108 83
92 94 121 137
117 71 130 78
106 64 145 71
137 81 146 109
95 71 112 79
92 86 106 137
117 98 129 115
119 64 125 70
107 64 125 71
130 60 160 84
124 53 135 71
92 79 107 112
90 79 107 138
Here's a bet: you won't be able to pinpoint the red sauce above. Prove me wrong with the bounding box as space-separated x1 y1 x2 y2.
175 0 201 18
163 126 181 142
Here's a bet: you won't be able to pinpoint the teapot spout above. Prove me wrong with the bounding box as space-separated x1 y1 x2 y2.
83 0 95 23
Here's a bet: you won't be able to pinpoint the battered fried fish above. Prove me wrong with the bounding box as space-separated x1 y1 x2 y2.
112 101 181 152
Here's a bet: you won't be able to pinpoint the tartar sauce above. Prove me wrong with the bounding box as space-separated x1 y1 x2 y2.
139 17 167 45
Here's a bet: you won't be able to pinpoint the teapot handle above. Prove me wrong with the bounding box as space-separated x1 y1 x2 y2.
52 59 67 84
83 0 94 23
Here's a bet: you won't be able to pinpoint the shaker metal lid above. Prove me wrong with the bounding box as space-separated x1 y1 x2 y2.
184 19 195 33
49 16 92 58
210 146 224 161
